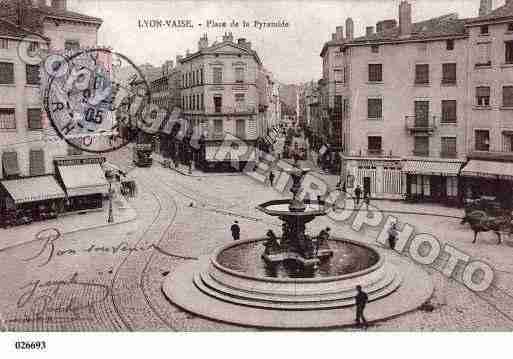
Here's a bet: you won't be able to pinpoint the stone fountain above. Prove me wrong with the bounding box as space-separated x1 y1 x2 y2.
162 167 433 328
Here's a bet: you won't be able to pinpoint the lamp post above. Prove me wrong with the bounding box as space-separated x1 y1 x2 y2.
107 181 114 223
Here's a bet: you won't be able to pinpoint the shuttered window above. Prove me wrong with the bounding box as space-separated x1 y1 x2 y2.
442 63 456 84
368 64 382 82
26 64 40 85
476 86 491 106
415 64 429 84
2 151 20 177
0 62 14 84
414 136 429 157
441 100 457 123
475 130 490 151
0 108 15 130
503 86 513 107
367 98 382 119
29 149 45 176
441 137 457 158
27 109 42 130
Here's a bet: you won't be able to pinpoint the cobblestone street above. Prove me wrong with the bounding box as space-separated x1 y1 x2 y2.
2 148 513 331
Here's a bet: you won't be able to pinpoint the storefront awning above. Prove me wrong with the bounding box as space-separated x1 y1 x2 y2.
402 160 463 176
461 160 513 180
58 163 108 197
1 175 65 204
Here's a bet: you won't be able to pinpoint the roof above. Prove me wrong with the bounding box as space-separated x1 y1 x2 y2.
461 160 513 179
57 163 108 197
37 5 102 25
181 40 262 66
351 13 466 44
466 1 513 25
0 19 49 41
1 175 65 204
402 158 463 176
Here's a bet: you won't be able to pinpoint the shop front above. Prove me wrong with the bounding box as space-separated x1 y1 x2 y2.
460 159 513 209
55 156 108 213
402 159 464 206
0 175 65 227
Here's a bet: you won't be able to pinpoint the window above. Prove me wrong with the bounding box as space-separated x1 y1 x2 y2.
480 25 489 35
414 136 429 157
447 177 458 197
0 39 8 49
29 149 45 176
200 68 204 84
503 132 513 152
371 45 379 53
235 67 244 83
476 42 491 66
235 93 245 105
214 95 222 113
446 39 454 51
200 93 204 109
214 119 223 134
26 64 40 85
441 137 457 158
2 151 19 178
442 63 456 84
367 136 382 155
64 40 80 52
334 69 343 82
213 67 222 84
334 95 343 114
509 23 513 32
441 100 457 123
475 130 490 151
476 86 491 106
367 98 382 119
192 71 196 86
236 119 245 139
368 64 382 82
415 64 429 84
503 86 513 107
27 109 42 130
0 108 15 130
192 94 195 110
0 62 14 84
506 41 513 64
28 42 38 54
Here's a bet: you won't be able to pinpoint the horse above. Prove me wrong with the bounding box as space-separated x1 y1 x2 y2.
464 210 512 244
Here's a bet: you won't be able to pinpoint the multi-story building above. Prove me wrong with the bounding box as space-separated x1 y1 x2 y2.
0 0 107 224
179 32 263 170
322 1 472 204
460 0 513 207
304 80 323 150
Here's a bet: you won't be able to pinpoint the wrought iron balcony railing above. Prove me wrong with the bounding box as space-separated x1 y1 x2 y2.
405 115 437 135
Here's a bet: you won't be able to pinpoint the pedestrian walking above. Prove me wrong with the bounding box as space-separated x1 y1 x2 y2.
230 221 241 241
269 171 275 187
318 227 330 247
317 195 323 209
355 285 368 328
363 192 370 210
354 185 362 206
388 220 399 250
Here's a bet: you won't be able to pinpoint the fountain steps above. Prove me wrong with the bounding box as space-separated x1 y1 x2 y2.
192 263 403 310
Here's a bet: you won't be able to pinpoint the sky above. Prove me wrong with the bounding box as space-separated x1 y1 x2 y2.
68 0 506 84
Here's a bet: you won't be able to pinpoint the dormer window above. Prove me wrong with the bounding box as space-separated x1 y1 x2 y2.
480 25 489 35
446 39 454 51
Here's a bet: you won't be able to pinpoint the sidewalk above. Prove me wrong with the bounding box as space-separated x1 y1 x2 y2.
152 153 245 177
0 191 137 252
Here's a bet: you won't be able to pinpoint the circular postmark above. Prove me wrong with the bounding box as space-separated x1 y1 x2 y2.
43 48 151 153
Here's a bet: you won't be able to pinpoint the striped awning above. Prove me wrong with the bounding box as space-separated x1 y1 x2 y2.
1 175 65 204
58 163 108 197
461 160 513 179
402 160 463 176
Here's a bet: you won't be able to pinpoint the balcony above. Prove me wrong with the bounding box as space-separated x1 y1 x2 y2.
0 119 16 131
367 149 383 156
440 151 458 159
405 115 437 135
412 150 429 157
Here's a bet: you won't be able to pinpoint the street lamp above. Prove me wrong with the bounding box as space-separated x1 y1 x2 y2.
107 181 114 223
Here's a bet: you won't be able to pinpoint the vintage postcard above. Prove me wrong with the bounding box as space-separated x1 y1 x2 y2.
0 0 512 356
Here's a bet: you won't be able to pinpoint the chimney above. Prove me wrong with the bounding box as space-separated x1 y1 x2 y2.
51 0 66 10
222 32 234 42
335 26 344 40
366 26 374 37
346 18 354 40
399 1 412 36
479 0 493 16
198 33 208 50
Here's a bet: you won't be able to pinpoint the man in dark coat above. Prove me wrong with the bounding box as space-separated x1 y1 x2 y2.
230 221 241 241
355 285 368 328
269 171 275 186
354 185 362 206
